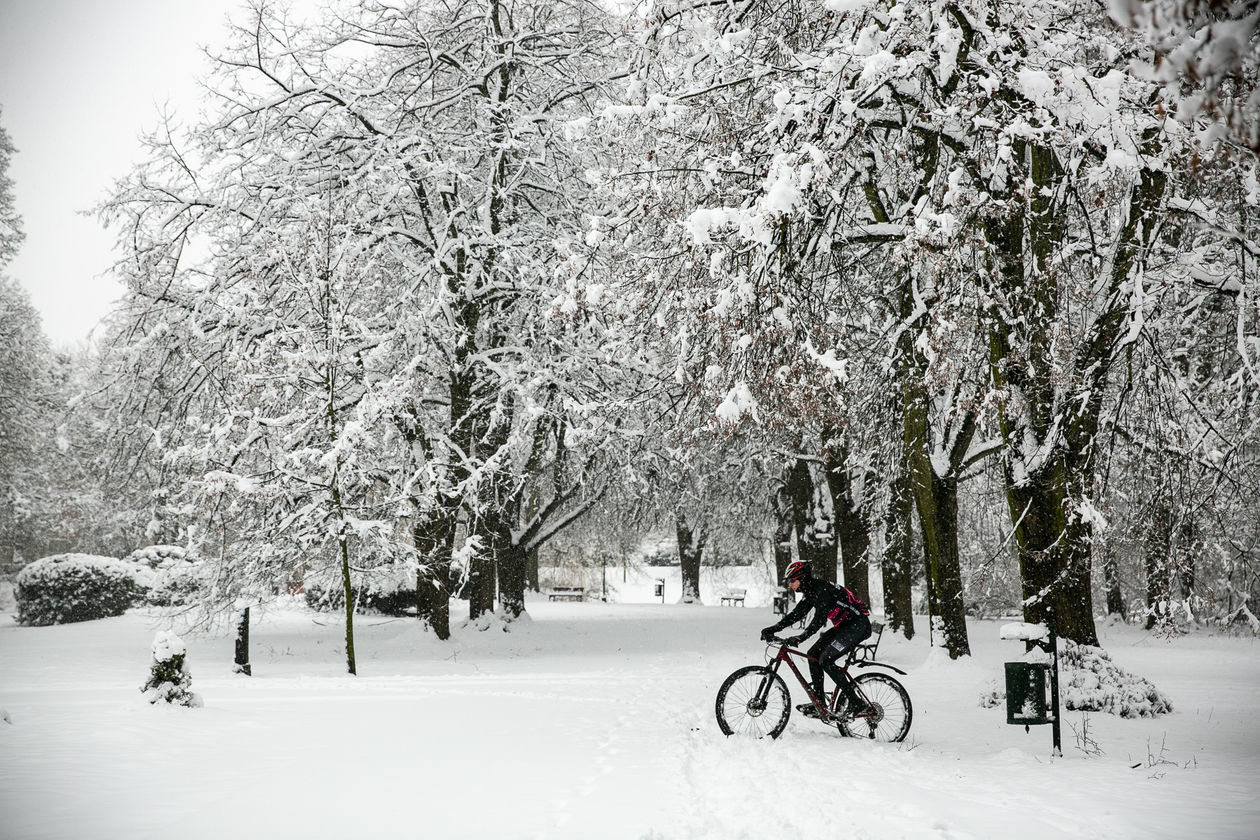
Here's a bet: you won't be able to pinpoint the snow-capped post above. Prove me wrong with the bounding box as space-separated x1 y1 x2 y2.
654 578 665 604
142 631 202 708
999 618 1061 757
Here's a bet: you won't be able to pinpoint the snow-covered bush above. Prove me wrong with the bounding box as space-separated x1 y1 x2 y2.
14 554 152 626
127 545 185 570
141 631 201 707
125 545 202 607
1060 643 1173 718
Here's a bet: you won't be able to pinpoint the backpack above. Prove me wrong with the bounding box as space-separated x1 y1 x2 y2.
826 585 870 625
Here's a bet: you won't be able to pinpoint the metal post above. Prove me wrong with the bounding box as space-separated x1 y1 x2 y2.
1048 623 1062 757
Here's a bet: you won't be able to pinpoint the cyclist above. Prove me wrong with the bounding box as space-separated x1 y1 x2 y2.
760 560 873 720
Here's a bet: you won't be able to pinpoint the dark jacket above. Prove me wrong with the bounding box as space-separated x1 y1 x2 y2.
769 578 869 639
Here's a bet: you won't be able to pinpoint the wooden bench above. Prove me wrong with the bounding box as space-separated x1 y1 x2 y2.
855 620 884 660
719 588 747 607
547 586 586 602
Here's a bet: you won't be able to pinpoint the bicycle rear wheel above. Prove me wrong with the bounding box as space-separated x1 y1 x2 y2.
838 672 912 742
715 665 791 738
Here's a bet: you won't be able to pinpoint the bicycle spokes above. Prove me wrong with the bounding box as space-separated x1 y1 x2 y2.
715 666 791 739
838 672 912 742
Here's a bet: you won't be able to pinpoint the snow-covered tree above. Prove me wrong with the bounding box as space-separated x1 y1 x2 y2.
601 0 973 652
0 278 53 569
0 111 22 269
605 0 1256 651
100 0 637 646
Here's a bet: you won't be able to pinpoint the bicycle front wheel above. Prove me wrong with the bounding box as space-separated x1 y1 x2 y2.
715 665 791 738
839 672 913 743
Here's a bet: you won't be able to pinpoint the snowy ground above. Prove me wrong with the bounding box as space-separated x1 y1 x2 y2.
2 576 1258 839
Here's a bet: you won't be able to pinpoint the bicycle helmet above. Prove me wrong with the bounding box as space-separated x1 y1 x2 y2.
784 561 812 583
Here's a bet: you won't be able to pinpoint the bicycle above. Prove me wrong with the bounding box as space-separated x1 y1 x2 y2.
714 635 913 742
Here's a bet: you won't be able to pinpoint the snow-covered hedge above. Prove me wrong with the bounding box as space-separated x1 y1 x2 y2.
304 566 416 616
304 581 416 616
14 554 152 626
125 545 202 607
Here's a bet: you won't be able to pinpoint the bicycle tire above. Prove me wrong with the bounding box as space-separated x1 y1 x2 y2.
715 665 791 738
838 672 913 743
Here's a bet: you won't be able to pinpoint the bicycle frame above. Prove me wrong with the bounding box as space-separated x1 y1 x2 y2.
761 640 906 720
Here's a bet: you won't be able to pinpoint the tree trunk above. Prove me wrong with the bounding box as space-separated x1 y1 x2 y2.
983 136 1162 647
771 479 794 584
466 390 511 623
881 448 915 639
1004 459 1100 644
1144 502 1174 629
467 531 497 620
1102 541 1126 620
1176 517 1199 603
676 512 704 603
825 453 871 605
233 607 251 676
903 370 971 658
496 517 528 620
338 532 357 675
788 457 835 582
413 507 454 640
526 545 540 593
912 468 972 658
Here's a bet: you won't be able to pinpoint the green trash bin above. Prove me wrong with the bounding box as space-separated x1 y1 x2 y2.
1005 662 1052 726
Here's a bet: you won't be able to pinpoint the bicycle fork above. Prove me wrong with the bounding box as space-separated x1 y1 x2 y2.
752 658 784 710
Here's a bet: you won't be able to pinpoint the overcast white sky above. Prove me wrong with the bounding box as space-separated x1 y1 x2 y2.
0 0 257 347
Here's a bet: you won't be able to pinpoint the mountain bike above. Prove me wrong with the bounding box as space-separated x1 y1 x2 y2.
715 635 913 742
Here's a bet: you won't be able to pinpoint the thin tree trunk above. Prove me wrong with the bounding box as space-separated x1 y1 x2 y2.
339 531 357 675
1145 502 1174 629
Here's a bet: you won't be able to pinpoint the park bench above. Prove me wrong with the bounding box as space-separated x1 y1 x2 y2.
719 588 747 607
547 586 586 602
854 620 885 660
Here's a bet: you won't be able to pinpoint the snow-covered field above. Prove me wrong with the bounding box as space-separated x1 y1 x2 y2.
2 576 1258 840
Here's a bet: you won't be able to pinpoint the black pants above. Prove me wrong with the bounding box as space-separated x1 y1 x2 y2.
807 616 872 698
